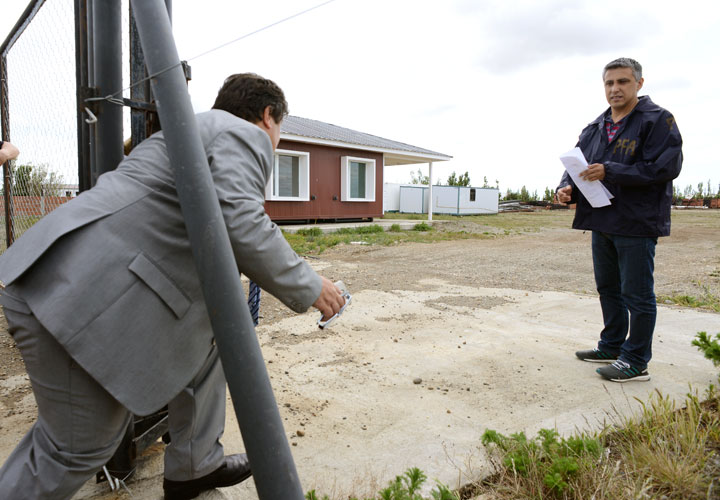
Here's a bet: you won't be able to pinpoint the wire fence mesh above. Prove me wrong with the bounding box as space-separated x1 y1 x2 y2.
1 0 132 252
2 0 78 250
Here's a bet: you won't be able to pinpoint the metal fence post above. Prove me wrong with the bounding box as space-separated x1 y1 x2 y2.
1 52 13 247
74 0 92 193
90 0 123 184
129 1 305 498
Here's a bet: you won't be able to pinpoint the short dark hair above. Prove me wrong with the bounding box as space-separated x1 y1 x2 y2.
212 73 288 124
603 58 642 81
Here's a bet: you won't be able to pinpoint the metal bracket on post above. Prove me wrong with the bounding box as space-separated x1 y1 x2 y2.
181 60 191 81
129 1 304 498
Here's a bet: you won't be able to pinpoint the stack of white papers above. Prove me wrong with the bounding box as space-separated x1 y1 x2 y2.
559 147 613 208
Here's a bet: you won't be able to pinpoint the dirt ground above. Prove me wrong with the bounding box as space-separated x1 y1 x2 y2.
1 210 719 499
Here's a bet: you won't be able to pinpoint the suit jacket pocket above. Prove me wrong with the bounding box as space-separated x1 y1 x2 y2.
128 252 191 319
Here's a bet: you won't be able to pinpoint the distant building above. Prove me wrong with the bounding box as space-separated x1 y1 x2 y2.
59 184 79 198
265 116 451 222
384 184 499 215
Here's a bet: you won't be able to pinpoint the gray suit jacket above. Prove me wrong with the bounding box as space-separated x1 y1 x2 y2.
0 110 322 415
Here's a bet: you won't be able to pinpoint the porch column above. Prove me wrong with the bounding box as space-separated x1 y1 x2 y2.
427 162 433 221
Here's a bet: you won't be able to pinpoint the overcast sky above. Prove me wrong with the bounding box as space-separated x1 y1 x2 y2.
2 0 719 195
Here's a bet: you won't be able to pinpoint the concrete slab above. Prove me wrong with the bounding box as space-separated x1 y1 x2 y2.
74 279 720 499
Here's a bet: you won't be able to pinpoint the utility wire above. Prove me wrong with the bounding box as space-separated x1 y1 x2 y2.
91 0 340 103
185 0 338 66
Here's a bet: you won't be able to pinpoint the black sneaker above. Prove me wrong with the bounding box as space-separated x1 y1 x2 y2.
575 348 617 363
596 360 650 382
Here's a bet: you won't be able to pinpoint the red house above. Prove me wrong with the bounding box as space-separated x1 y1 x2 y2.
264 116 451 222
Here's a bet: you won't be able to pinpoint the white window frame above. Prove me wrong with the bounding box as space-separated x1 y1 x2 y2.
340 156 376 202
265 149 310 201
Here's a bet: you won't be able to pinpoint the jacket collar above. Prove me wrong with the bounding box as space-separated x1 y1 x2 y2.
590 95 656 129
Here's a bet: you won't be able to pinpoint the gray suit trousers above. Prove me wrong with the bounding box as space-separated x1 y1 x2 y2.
0 290 227 499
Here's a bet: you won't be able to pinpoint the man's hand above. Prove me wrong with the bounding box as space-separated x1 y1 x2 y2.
0 141 19 164
313 276 346 320
579 163 606 182
555 185 572 204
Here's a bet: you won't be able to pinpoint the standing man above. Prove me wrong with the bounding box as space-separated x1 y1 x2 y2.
556 58 682 383
0 73 346 499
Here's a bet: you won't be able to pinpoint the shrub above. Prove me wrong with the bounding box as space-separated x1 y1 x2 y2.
413 222 432 232
481 428 602 495
336 224 384 235
296 227 323 237
693 331 720 379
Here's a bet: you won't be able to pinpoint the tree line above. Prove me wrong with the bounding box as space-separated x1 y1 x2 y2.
674 181 720 200
1 163 66 197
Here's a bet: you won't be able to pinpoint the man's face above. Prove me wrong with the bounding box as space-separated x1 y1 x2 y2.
604 67 643 112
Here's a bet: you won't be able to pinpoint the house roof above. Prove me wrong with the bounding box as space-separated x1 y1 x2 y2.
280 115 452 166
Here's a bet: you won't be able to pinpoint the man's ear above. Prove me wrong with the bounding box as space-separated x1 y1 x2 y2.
262 106 273 129
637 77 644 91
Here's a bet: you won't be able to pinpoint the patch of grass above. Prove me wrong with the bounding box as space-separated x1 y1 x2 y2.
479 428 602 497
335 224 384 235
381 210 576 234
283 223 494 255
296 227 324 237
413 222 432 232
473 387 720 499
659 282 720 312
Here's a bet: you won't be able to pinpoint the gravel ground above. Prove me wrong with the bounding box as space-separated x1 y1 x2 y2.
0 209 718 498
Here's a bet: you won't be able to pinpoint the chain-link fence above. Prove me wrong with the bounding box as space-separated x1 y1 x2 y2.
1 0 133 252
2 0 78 250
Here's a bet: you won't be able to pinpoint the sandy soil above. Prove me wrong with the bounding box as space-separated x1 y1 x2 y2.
1 210 719 499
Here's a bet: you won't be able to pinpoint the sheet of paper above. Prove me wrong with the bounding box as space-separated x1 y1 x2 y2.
559 147 613 208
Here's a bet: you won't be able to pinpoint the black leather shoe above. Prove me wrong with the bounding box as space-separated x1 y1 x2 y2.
163 453 252 500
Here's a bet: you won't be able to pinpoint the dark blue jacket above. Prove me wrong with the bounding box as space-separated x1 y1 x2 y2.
558 95 683 237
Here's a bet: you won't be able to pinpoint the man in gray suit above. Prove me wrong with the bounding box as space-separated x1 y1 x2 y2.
0 73 345 499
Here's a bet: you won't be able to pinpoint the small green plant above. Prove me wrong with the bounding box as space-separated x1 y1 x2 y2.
306 468 459 500
335 224 384 235
658 282 720 312
296 227 323 237
413 222 432 232
305 491 330 500
693 331 720 368
481 427 602 495
387 224 402 232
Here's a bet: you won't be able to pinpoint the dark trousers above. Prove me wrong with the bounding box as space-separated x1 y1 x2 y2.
591 231 657 370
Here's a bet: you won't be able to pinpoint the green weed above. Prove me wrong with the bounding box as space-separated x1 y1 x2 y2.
305 468 459 500
659 282 720 312
694 331 720 369
474 371 720 499
480 428 601 495
335 224 384 235
296 227 324 237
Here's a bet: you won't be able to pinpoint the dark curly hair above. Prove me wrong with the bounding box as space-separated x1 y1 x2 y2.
212 73 288 123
